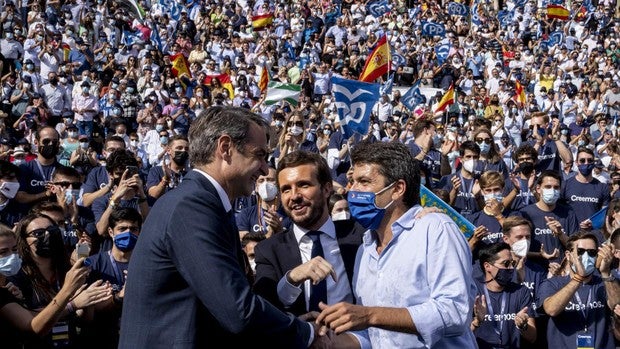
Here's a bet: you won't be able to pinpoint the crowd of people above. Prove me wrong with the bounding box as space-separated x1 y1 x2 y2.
0 0 620 347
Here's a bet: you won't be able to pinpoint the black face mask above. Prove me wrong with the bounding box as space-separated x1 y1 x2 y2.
49 77 59 85
34 226 63 258
518 161 535 177
172 151 189 166
39 144 59 159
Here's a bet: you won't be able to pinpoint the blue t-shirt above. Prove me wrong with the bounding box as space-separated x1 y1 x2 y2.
561 176 610 224
145 166 186 205
18 160 59 194
235 204 291 235
536 275 615 349
440 172 480 215
86 250 128 292
82 166 109 195
473 280 533 349
524 140 563 173
508 179 536 212
406 142 443 189
517 203 579 266
466 211 505 246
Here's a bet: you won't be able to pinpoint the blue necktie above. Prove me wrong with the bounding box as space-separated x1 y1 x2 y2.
306 230 327 312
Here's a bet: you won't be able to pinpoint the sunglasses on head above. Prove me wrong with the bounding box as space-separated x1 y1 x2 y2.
577 248 597 257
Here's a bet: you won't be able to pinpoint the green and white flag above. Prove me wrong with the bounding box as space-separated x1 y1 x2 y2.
264 82 301 106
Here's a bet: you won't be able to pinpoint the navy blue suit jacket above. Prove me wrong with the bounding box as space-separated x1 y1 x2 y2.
119 170 311 349
253 219 365 316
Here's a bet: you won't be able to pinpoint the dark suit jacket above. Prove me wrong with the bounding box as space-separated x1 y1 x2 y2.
119 170 311 349
253 219 365 316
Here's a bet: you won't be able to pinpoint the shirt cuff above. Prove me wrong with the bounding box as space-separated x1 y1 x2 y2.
277 271 303 307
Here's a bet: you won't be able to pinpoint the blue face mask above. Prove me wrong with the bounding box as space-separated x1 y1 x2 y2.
537 127 546 138
160 136 169 145
155 125 164 132
113 231 138 252
477 141 491 154
571 252 597 276
577 163 595 176
347 182 395 230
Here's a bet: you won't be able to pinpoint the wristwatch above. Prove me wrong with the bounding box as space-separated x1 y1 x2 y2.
602 275 616 282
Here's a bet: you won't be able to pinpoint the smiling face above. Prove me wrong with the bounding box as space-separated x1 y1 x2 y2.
278 164 332 230
226 122 270 199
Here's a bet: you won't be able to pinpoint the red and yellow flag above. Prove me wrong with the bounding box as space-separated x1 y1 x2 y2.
434 83 455 113
515 80 526 105
252 13 274 31
258 65 270 92
62 43 71 62
170 53 192 79
204 74 234 99
547 4 569 20
359 35 390 83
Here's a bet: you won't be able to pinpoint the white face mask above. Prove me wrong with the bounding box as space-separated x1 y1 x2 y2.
130 140 139 148
332 211 350 221
288 125 303 137
511 238 530 258
0 181 20 199
257 181 278 201
249 258 256 272
0 253 22 277
462 159 476 173
541 188 560 205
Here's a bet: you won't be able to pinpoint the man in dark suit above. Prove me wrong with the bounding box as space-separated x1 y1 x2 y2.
119 107 319 348
254 151 365 316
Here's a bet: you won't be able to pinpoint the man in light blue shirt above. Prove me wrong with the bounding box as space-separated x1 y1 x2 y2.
316 141 478 348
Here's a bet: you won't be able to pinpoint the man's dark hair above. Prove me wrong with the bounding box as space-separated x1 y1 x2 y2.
412 119 436 138
0 160 20 179
241 231 266 248
104 135 127 150
566 231 599 251
512 144 538 163
52 165 81 181
350 141 420 208
576 146 595 159
35 126 59 141
537 169 563 187
479 242 511 268
459 140 481 157
109 207 143 230
276 150 332 188
106 149 138 173
188 106 269 166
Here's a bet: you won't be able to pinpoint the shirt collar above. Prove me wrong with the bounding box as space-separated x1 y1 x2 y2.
362 205 423 246
193 169 232 213
293 218 336 244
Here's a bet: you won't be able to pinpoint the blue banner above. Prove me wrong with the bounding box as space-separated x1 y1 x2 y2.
366 0 391 18
447 2 468 16
420 185 475 239
331 76 380 139
435 42 451 65
421 21 446 37
470 2 482 26
150 23 163 52
497 10 513 27
391 49 406 68
379 73 394 96
589 206 608 230
546 31 564 47
401 80 426 111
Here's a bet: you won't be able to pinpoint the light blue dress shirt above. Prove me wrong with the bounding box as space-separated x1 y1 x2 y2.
351 205 478 349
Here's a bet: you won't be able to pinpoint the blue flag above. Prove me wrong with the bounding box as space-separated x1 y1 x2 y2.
366 0 391 17
380 73 394 96
150 23 163 52
331 76 380 139
547 31 564 47
401 80 426 111
589 206 608 230
122 30 143 46
498 10 513 27
392 49 406 68
514 0 527 7
447 2 468 16
435 42 451 65
470 2 482 26
583 0 595 12
421 21 446 37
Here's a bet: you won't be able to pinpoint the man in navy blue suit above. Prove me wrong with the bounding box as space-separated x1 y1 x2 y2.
253 151 365 316
119 107 319 348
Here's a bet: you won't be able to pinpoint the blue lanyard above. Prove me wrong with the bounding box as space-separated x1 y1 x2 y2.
36 160 55 182
519 178 530 205
573 286 592 332
483 286 508 341
108 251 124 286
459 174 474 210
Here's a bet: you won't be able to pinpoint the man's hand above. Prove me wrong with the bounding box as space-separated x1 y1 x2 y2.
316 301 370 334
287 257 337 286
540 243 560 260
579 219 593 231
474 294 487 323
597 243 615 277
544 216 564 237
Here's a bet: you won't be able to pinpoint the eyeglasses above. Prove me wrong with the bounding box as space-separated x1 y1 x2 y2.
577 248 597 257
494 260 517 268
517 157 533 162
287 121 304 127
475 137 493 144
53 181 82 189
40 138 59 146
578 158 595 164
28 225 61 239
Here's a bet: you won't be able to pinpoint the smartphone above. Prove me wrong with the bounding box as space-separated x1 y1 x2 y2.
76 242 90 259
126 165 139 177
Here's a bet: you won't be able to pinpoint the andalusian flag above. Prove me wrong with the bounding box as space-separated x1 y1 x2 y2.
547 4 569 20
125 0 146 20
264 82 301 106
170 53 191 78
433 84 455 113
252 13 274 31
515 80 526 105
258 65 270 92
358 35 390 82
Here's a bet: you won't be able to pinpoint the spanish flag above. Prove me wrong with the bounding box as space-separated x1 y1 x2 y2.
359 35 390 83
515 80 526 105
258 65 270 92
252 13 274 31
547 4 569 20
170 53 192 79
204 74 234 99
433 83 455 113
